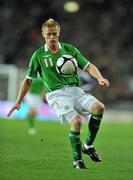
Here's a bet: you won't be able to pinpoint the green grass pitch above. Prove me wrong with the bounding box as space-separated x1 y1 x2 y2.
0 118 133 180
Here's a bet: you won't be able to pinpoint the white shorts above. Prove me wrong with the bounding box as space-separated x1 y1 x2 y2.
24 92 43 108
46 86 98 124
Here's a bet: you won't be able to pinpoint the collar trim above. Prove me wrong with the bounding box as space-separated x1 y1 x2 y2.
44 42 62 51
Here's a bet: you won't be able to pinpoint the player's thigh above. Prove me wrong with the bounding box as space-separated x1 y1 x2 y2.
78 93 98 114
46 94 78 124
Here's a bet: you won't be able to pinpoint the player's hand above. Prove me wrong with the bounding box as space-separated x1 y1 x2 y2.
98 78 110 87
7 102 20 117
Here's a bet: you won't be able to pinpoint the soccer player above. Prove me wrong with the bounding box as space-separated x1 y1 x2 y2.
7 18 110 169
24 77 45 135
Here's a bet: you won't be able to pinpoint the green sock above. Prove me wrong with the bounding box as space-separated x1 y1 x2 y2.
69 131 82 161
85 114 103 145
28 114 35 128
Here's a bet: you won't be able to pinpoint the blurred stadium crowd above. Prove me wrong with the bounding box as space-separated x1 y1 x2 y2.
0 0 133 107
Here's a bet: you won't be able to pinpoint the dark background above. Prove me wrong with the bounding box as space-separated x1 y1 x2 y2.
0 0 133 108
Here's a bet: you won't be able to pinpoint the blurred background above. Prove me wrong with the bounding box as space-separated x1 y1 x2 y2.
0 0 133 120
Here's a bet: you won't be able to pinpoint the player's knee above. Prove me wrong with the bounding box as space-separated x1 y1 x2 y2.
91 101 105 114
71 115 81 131
99 102 105 112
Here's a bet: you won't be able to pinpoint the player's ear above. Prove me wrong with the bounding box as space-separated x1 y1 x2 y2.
41 27 46 38
42 30 45 38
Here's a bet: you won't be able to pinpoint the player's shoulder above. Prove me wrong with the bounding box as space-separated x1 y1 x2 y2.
30 45 44 60
60 42 75 48
60 42 73 47
34 45 45 55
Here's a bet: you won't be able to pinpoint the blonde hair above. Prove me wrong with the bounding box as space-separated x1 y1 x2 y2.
42 18 60 30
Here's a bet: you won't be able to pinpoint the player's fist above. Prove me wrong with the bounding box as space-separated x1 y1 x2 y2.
98 78 110 87
7 102 20 117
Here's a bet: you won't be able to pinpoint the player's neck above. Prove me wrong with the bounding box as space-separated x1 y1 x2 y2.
48 44 59 54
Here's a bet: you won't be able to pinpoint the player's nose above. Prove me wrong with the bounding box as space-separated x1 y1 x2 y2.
50 34 54 39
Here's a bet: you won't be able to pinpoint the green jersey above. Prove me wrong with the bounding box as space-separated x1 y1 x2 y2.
26 42 90 93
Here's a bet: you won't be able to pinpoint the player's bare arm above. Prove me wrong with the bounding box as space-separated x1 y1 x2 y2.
7 78 32 117
87 63 110 87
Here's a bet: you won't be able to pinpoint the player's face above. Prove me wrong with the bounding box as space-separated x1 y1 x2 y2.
42 26 60 48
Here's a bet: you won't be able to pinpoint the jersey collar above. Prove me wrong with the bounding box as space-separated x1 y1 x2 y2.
44 42 62 52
